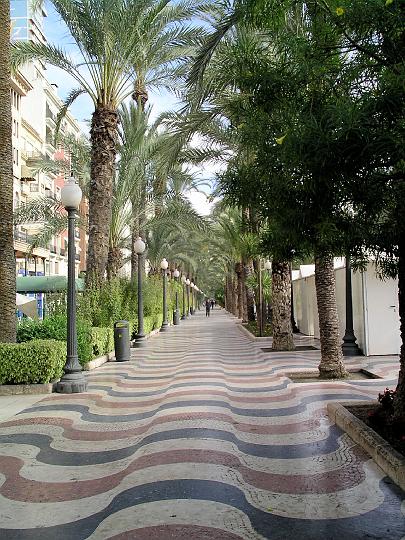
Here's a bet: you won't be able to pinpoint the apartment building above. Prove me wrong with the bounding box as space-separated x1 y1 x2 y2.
11 0 88 279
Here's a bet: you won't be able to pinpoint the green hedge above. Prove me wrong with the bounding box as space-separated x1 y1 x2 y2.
91 327 114 358
17 314 93 366
0 340 66 384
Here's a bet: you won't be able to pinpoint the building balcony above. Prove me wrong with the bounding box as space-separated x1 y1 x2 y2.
14 230 31 243
46 115 56 129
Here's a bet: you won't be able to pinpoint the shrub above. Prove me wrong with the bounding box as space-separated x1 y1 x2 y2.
91 327 114 357
0 340 66 384
378 388 396 411
17 315 93 366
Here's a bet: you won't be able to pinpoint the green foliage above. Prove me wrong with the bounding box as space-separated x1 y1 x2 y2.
246 270 272 303
78 279 136 327
0 340 66 384
17 315 93 365
90 327 114 358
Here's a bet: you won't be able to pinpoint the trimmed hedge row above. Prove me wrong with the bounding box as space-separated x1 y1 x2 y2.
16 312 164 367
17 315 93 365
0 340 66 384
17 317 115 365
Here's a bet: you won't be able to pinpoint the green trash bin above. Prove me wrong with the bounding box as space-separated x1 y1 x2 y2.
114 320 130 362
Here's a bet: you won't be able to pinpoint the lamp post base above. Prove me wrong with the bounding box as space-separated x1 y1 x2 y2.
173 310 180 325
160 322 169 332
133 334 146 348
342 334 362 356
56 372 87 394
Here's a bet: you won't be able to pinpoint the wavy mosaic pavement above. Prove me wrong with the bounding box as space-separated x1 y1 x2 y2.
0 310 404 539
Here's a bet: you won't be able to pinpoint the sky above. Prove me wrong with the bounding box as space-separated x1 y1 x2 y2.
42 1 222 215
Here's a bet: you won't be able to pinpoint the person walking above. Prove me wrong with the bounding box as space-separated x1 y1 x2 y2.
205 298 211 317
211 299 215 310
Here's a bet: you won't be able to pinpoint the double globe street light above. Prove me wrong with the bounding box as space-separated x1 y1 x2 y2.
133 237 146 347
56 175 87 394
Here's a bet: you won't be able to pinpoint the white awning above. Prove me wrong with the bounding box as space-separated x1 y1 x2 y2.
16 294 38 319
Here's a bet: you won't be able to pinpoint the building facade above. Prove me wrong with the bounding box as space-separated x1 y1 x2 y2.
11 2 88 281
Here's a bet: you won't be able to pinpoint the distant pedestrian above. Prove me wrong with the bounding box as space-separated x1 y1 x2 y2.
211 299 215 310
205 299 211 317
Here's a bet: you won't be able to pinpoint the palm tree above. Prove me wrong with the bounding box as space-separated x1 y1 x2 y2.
0 1 16 342
13 133 90 251
12 0 209 287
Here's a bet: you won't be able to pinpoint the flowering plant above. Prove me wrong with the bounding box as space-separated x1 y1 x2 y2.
378 388 395 410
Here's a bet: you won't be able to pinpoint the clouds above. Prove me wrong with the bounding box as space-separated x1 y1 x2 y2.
186 191 219 216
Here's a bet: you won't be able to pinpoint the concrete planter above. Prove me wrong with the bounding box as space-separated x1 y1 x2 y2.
0 381 58 395
327 401 405 491
83 351 116 371
237 323 273 343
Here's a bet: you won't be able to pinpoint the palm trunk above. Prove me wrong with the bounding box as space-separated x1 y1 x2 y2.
315 254 348 378
235 262 244 319
0 1 16 342
130 225 139 284
272 260 294 351
394 239 405 419
106 246 122 281
244 259 255 322
86 105 119 288
232 274 239 316
226 273 235 315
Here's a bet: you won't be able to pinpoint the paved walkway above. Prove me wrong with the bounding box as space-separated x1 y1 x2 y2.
0 309 404 539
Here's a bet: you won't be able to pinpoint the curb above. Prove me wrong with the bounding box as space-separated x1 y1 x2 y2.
83 351 115 371
0 381 57 396
237 323 273 343
327 401 405 491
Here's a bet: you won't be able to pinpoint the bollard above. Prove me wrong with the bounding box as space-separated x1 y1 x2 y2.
114 320 130 362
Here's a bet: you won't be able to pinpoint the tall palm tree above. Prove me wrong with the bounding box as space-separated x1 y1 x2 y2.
12 0 209 287
0 1 16 342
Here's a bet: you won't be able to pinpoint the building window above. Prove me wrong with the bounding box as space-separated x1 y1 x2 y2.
12 147 18 165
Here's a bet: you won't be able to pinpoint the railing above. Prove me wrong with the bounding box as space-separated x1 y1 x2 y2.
14 230 29 242
14 230 35 243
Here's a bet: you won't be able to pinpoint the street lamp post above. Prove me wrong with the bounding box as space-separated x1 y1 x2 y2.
263 259 272 326
181 274 187 320
190 282 195 314
186 278 191 316
160 258 169 332
173 269 180 325
342 254 362 356
133 237 146 347
56 176 87 394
